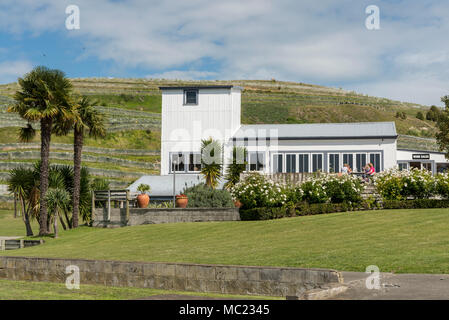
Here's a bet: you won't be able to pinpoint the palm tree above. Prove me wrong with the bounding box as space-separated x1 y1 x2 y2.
45 188 71 238
8 66 74 235
224 146 248 189
71 96 106 228
7 168 35 236
200 138 222 188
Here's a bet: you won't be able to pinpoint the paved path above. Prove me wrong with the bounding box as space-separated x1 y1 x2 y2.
332 272 449 300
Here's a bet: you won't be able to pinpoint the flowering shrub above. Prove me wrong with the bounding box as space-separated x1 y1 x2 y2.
323 174 364 204
229 173 297 209
435 173 449 199
300 174 364 204
300 179 328 204
374 168 436 200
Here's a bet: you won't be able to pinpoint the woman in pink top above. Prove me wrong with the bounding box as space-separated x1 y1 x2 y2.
368 163 375 175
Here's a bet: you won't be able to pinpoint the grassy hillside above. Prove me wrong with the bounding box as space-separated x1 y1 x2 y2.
3 208 449 273
0 78 442 188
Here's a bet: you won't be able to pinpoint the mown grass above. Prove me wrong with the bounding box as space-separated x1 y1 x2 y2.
2 208 449 274
0 279 278 300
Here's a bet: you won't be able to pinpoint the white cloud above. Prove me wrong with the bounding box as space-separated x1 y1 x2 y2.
0 60 33 83
1 0 449 105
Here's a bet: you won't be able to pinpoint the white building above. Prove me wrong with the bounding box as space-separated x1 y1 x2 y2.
129 85 449 197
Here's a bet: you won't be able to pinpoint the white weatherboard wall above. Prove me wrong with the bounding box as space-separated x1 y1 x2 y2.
161 87 241 175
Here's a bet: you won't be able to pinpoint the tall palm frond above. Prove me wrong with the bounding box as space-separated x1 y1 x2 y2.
200 138 222 189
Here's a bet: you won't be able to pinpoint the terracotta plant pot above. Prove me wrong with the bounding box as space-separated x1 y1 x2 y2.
175 195 188 208
234 200 242 208
137 193 150 208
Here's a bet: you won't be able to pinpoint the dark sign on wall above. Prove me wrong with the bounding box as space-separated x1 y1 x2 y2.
412 154 430 160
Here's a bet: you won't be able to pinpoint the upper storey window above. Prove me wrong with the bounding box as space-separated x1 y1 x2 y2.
184 89 198 105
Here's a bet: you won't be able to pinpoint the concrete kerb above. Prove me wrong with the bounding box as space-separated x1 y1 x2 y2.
0 256 343 298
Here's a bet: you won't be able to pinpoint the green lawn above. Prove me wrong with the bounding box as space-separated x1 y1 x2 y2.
0 279 277 300
2 208 449 273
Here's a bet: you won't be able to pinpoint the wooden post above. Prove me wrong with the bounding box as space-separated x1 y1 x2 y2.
20 239 24 249
108 190 111 221
126 190 130 223
91 191 96 224
0 240 5 251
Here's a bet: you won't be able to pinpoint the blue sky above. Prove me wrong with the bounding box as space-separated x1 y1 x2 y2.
0 0 448 106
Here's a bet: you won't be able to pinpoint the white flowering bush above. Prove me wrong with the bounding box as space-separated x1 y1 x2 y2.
300 178 328 204
229 172 298 209
374 168 436 200
435 173 449 199
300 174 364 204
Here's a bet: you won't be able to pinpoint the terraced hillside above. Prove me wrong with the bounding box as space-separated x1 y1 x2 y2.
0 78 442 195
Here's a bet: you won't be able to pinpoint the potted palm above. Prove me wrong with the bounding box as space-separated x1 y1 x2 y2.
175 194 188 208
136 184 150 208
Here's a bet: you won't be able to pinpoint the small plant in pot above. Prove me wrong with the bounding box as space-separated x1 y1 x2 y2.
136 184 150 208
175 194 188 208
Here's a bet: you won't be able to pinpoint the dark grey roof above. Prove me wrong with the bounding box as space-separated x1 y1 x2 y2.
128 174 225 197
159 85 239 90
232 122 397 140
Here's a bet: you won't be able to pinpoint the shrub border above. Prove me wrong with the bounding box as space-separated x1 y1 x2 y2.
239 199 449 221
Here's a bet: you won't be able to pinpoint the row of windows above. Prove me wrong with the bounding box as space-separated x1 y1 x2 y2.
169 152 264 173
171 153 202 172
169 152 382 173
271 152 381 173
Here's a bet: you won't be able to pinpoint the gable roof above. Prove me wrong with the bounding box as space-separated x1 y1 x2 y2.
232 122 397 140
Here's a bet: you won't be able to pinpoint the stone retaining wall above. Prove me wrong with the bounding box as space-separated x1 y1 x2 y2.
93 207 240 228
0 256 343 297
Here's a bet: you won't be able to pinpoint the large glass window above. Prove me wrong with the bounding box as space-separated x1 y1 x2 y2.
188 153 202 172
248 152 265 171
298 154 309 173
343 153 354 171
272 154 283 173
312 154 323 172
369 153 381 173
356 153 367 172
171 153 186 172
286 154 297 173
329 154 340 173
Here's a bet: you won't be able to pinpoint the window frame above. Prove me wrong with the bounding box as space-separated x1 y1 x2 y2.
369 152 381 173
183 89 199 105
328 153 341 173
285 153 297 173
187 153 202 173
170 153 187 173
247 152 265 172
272 153 284 173
311 153 323 173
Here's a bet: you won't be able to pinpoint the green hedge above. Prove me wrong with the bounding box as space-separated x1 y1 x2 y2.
239 203 351 221
239 206 297 221
383 199 449 209
239 200 449 221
